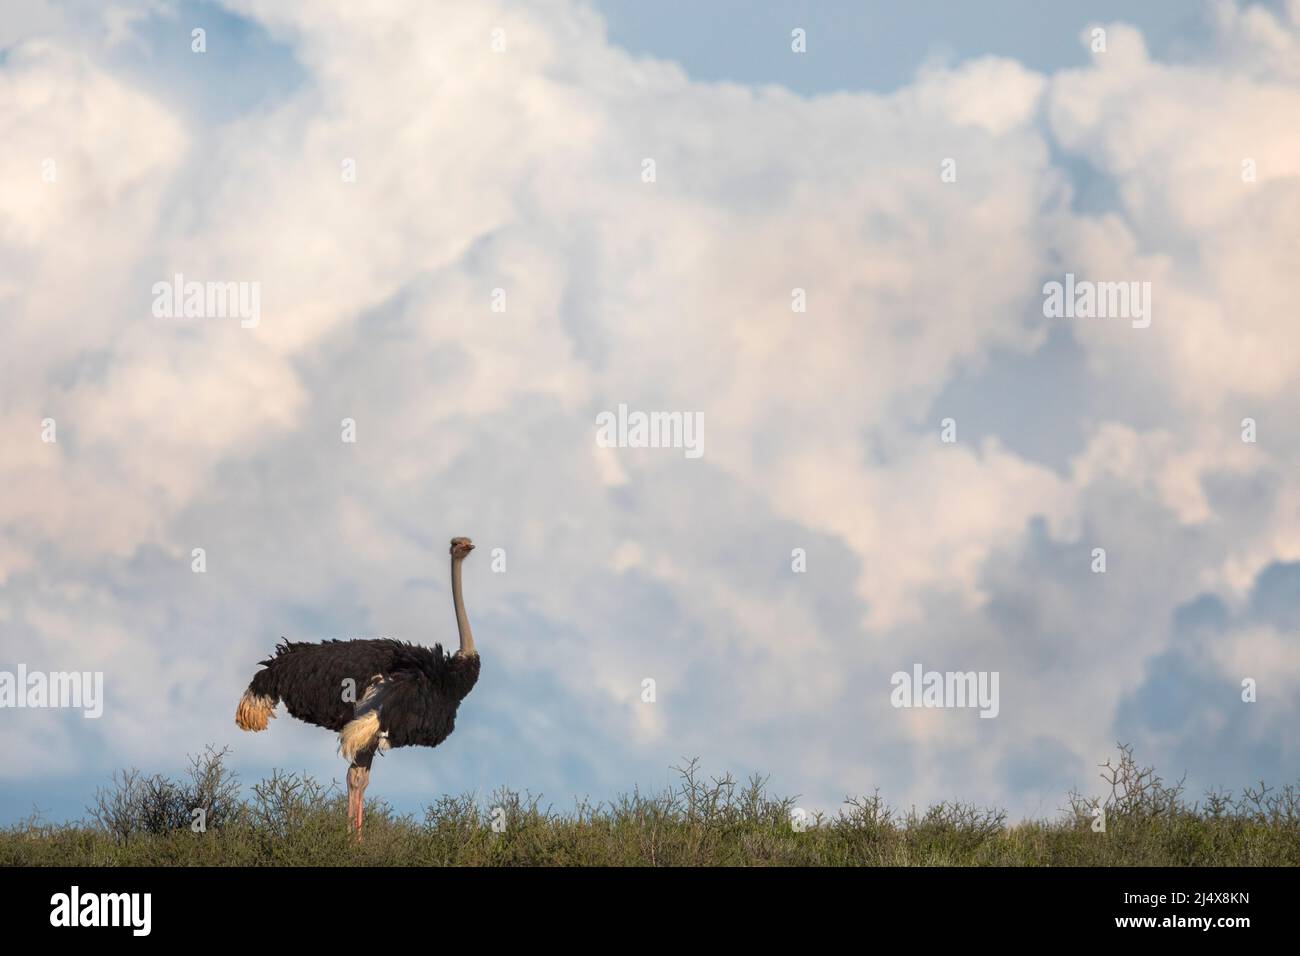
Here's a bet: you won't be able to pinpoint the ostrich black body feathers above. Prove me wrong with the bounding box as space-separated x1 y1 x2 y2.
245 638 480 753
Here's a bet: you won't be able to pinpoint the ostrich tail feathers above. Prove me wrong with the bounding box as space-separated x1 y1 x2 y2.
235 690 277 731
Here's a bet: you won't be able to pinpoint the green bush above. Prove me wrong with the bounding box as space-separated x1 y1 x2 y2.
3 744 1297 866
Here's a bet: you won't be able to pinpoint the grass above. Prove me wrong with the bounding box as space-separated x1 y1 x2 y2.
3 744 1298 866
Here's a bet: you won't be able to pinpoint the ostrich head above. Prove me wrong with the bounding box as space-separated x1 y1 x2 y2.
450 537 475 560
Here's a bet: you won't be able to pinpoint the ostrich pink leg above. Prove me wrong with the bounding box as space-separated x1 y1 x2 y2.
347 765 369 840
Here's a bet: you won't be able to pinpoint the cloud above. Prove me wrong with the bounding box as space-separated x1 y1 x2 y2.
1 0 1297 821
1049 17 1300 413
1116 561 1300 793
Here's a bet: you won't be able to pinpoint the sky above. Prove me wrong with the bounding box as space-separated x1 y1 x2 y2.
1 0 1298 826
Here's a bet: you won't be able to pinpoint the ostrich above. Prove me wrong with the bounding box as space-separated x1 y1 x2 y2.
234 537 480 836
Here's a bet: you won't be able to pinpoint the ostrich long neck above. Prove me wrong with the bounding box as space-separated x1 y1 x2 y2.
451 555 476 657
